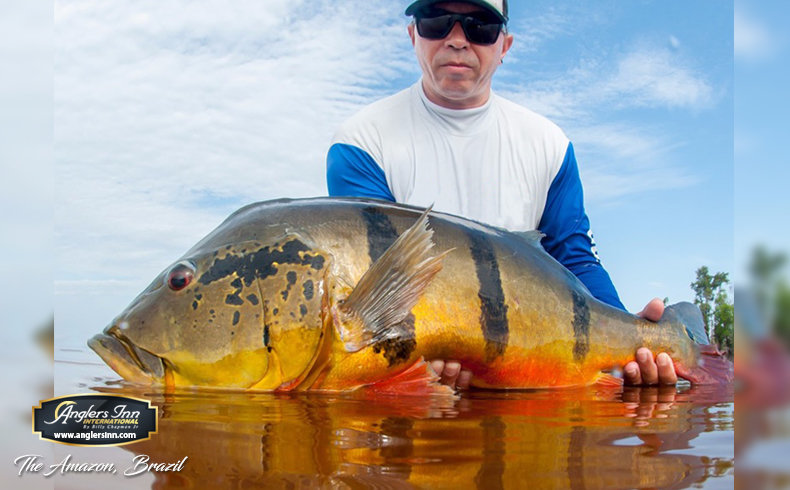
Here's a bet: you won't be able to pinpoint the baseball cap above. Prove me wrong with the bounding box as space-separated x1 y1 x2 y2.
405 0 509 24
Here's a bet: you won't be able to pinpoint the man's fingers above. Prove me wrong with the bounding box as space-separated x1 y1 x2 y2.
440 361 461 386
637 298 665 322
636 348 659 385
457 369 472 389
624 361 642 386
430 359 445 377
656 352 678 385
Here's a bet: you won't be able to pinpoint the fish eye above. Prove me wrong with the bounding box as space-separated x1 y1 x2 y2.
166 261 195 291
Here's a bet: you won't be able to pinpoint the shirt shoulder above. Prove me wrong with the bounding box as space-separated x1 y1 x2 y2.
491 94 571 177
493 94 568 143
332 86 415 147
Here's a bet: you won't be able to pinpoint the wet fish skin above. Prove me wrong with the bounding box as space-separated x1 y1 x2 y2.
89 197 728 391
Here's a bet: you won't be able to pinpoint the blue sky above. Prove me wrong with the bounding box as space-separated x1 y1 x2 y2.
49 0 735 347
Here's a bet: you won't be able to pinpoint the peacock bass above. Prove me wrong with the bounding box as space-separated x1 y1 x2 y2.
89 198 731 393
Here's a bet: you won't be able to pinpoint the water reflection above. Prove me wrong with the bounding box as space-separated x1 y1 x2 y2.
92 383 733 489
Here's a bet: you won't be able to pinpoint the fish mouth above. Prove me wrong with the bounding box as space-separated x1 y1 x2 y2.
88 327 166 385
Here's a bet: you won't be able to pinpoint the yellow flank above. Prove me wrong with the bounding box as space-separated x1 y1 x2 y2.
167 348 270 388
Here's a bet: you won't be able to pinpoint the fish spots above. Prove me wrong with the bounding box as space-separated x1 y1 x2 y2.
571 290 590 362
263 325 270 346
198 239 325 288
226 294 244 306
303 280 314 300
226 277 244 305
373 313 417 367
232 311 240 326
281 271 298 301
467 230 509 362
299 304 308 318
246 294 259 305
191 292 203 311
361 207 399 262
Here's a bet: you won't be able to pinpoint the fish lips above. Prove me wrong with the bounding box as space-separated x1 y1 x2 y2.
88 330 166 385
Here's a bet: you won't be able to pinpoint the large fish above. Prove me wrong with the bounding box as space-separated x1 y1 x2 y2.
89 198 731 392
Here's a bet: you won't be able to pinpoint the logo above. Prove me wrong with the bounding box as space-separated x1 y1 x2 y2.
33 394 157 446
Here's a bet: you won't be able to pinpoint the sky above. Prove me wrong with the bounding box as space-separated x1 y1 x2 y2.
50 0 734 344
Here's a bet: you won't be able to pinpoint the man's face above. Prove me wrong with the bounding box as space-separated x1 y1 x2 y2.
409 2 513 109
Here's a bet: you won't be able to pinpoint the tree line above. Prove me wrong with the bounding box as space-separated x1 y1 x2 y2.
689 246 790 359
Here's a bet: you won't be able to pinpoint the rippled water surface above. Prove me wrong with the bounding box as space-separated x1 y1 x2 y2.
55 347 734 489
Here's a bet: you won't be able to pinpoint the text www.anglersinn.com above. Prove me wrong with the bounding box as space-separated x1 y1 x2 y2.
53 432 137 440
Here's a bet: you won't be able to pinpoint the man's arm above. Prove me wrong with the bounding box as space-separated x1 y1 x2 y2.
326 143 396 200
538 142 625 310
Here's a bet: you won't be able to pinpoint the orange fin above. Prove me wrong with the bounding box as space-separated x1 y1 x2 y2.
594 372 624 388
363 357 456 397
676 344 734 385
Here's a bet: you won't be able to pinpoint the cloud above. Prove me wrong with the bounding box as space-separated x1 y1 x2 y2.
595 48 714 110
55 0 417 286
735 10 777 61
498 42 713 204
571 123 698 203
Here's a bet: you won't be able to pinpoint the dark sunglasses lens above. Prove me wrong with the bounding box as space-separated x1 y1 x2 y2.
416 15 454 40
416 14 502 45
462 18 501 45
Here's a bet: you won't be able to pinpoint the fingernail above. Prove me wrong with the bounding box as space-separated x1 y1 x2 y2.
625 366 638 377
657 354 669 366
637 350 649 363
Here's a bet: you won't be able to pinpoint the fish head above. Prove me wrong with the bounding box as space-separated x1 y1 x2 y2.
89 236 330 390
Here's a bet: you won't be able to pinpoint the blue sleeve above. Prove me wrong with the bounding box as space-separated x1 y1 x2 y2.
538 143 626 310
326 143 396 201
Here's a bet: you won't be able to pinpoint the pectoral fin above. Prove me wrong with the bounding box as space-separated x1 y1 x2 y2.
334 207 448 352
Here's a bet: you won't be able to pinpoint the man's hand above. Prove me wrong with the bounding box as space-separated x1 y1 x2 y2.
430 360 472 390
623 298 679 386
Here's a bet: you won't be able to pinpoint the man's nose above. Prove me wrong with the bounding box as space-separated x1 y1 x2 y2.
444 21 469 48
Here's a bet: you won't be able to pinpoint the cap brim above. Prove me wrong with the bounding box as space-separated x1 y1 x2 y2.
405 0 507 23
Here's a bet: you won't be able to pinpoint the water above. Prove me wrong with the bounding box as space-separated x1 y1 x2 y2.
51 346 734 490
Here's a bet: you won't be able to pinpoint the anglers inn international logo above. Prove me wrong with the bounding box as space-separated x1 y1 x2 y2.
33 394 157 446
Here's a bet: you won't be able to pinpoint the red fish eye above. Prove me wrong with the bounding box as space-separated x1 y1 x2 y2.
167 263 195 291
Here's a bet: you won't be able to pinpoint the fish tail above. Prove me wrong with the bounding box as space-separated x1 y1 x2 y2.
663 302 733 385
675 344 734 385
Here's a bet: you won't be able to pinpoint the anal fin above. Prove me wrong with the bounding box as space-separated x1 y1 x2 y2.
594 372 625 388
363 357 456 397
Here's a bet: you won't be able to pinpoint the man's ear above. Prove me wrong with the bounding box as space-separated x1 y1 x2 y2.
408 22 416 46
501 33 514 60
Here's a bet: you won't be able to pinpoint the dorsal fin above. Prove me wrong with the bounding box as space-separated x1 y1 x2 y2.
335 207 449 352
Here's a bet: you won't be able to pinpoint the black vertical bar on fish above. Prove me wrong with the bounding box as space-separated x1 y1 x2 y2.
571 290 590 362
466 230 509 362
360 206 417 365
360 206 400 262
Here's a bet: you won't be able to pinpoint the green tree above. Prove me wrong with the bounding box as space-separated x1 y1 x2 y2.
690 266 732 351
713 289 734 356
775 281 790 348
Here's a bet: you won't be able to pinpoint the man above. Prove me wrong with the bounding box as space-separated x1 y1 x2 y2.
326 0 676 387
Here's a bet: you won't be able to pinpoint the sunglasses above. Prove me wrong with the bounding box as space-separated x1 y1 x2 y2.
415 11 504 46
